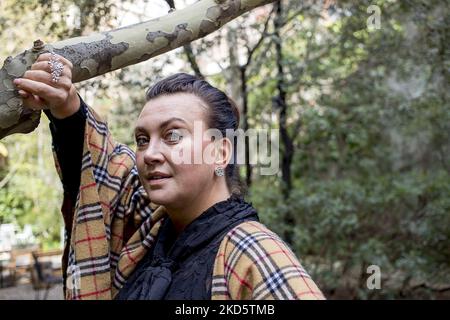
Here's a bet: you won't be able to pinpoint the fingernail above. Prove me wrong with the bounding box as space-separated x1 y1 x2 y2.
13 78 21 85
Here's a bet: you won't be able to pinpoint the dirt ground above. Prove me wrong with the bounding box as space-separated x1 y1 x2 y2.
0 283 63 300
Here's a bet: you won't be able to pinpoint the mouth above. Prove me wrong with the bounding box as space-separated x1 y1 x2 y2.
146 172 172 186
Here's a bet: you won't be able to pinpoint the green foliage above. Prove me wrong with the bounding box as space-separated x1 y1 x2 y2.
251 170 450 299
0 121 63 249
0 188 34 225
247 0 449 299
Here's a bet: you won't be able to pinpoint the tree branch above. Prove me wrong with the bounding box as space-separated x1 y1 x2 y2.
244 6 275 68
164 0 205 79
0 0 276 139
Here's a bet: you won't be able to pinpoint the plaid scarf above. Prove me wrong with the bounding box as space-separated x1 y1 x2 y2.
115 195 258 299
52 104 166 299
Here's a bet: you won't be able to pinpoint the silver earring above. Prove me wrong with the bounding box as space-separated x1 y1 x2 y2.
215 167 224 177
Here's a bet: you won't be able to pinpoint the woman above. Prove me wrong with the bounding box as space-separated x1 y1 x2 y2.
14 52 324 300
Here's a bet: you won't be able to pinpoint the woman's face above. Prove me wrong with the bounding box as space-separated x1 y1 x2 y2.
134 93 218 208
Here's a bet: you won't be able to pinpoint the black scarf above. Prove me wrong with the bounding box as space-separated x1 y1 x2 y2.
116 195 259 300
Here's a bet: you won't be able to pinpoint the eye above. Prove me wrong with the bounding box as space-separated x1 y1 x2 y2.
166 130 183 143
135 135 149 147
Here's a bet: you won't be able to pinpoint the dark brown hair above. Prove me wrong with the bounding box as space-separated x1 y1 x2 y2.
145 73 245 195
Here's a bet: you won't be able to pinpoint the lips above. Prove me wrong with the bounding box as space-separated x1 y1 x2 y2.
146 171 172 186
147 171 172 180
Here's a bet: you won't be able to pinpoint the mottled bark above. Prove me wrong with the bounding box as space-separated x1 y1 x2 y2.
0 0 275 140
164 0 204 79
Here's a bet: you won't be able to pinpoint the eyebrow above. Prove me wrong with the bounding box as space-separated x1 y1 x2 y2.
134 117 189 135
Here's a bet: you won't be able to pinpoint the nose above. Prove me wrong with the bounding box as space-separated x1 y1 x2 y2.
143 139 165 166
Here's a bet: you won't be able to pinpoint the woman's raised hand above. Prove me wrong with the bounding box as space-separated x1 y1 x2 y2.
13 52 80 119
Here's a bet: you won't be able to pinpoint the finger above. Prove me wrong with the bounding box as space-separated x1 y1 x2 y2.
30 61 72 78
36 52 73 69
21 93 46 110
18 89 30 99
22 70 72 90
23 69 54 86
13 77 62 101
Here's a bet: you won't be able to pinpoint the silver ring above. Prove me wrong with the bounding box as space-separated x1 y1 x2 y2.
48 52 64 83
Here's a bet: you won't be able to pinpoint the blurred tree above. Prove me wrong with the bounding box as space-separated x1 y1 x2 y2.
0 0 125 248
250 0 450 298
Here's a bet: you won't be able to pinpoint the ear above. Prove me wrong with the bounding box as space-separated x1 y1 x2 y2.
214 137 232 168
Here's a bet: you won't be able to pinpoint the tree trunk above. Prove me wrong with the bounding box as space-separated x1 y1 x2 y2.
0 0 275 140
274 0 295 245
240 66 253 188
274 0 293 199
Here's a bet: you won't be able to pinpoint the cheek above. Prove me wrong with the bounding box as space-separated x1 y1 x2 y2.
163 138 214 189
135 151 146 176
174 141 211 177
174 165 212 192
164 136 194 168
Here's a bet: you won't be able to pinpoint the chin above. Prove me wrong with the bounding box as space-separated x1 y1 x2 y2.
147 189 178 206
